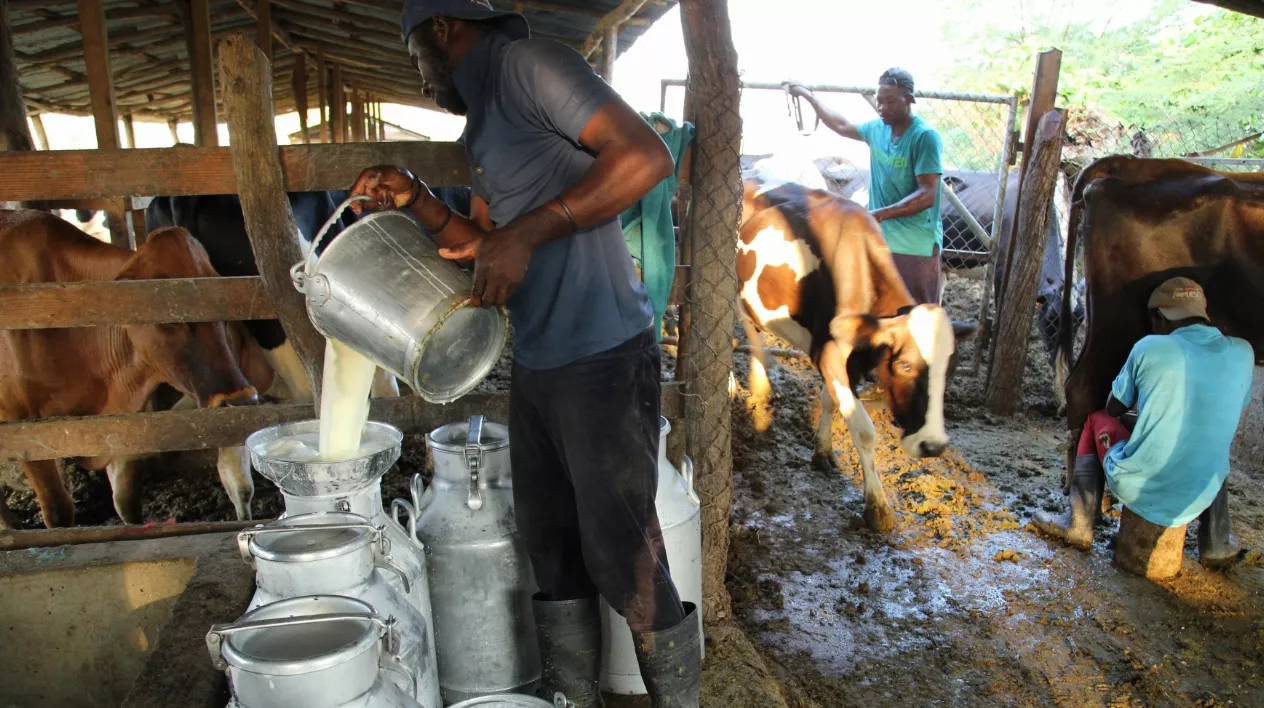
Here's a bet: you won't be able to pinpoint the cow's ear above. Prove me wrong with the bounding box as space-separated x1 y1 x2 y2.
830 314 890 352
952 320 979 341
895 305 914 317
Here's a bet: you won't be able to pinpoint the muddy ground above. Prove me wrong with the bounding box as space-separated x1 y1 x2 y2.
5 274 1264 706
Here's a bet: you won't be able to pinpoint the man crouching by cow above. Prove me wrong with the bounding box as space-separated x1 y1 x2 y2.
0 210 271 528
1032 278 1253 567
739 175 975 532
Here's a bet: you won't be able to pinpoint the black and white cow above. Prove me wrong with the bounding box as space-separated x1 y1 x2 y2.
738 176 976 532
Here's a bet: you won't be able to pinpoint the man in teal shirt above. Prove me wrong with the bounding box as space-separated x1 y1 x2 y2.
789 68 944 303
1033 278 1255 569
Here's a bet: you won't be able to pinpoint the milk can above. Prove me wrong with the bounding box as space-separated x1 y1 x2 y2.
245 420 441 708
448 695 568 708
599 417 704 695
237 512 432 700
290 205 508 404
410 415 541 704
207 595 421 708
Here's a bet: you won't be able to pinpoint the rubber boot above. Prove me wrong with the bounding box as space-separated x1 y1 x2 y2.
532 595 603 708
1031 454 1103 550
1198 482 1241 570
632 602 701 708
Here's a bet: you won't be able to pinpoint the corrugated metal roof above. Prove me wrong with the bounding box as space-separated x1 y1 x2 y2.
8 0 679 122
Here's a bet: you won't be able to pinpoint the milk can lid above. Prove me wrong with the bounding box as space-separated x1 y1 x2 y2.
219 596 379 676
249 512 375 563
427 417 510 453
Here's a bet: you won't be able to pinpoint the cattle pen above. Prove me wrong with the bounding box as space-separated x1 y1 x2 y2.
4 1 1264 708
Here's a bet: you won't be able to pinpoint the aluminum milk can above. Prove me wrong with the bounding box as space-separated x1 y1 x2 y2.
207 595 421 708
414 416 541 704
245 420 441 708
599 417 704 695
290 206 508 404
237 512 434 702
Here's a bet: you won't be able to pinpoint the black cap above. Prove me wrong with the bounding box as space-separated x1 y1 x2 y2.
878 67 915 101
401 0 529 43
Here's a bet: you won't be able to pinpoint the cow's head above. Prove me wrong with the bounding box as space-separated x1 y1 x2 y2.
832 305 976 457
115 227 260 408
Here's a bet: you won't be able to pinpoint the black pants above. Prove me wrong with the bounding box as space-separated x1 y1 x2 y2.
510 330 685 633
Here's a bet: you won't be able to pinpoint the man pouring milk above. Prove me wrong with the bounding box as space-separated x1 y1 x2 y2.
348 2 698 707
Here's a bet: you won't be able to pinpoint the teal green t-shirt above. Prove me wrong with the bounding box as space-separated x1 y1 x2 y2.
857 116 944 257
1104 325 1255 526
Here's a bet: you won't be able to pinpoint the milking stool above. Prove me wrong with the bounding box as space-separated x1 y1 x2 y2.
1114 507 1187 579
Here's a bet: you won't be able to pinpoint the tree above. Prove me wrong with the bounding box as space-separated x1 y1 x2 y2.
942 0 1263 157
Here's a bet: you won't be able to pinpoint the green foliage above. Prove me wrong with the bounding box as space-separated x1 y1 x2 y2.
941 0 1264 157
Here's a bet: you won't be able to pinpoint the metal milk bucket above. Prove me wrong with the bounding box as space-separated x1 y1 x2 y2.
448 695 567 708
207 595 421 708
405 415 541 704
599 417 704 695
290 205 508 404
238 512 432 699
245 420 441 708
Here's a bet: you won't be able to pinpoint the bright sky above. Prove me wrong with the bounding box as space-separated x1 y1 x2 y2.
36 0 1182 162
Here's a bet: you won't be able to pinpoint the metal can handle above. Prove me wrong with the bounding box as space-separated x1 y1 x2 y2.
206 612 395 671
554 693 576 708
391 498 419 542
464 415 485 511
680 455 700 506
379 650 418 700
292 195 372 292
236 518 379 565
373 554 412 595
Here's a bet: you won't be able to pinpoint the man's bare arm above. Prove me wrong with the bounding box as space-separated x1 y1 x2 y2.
872 173 939 223
787 84 862 141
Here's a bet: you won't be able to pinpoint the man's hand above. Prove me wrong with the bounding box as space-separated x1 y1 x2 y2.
439 229 533 307
785 82 815 101
348 165 423 216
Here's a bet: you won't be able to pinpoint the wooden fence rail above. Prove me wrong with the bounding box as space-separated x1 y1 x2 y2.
0 140 468 201
0 387 685 462
0 276 274 328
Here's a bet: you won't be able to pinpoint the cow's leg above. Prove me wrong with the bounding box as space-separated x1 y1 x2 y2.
820 340 893 532
740 314 774 432
23 460 74 528
371 367 400 398
106 456 143 524
216 446 254 521
811 382 838 473
263 340 314 403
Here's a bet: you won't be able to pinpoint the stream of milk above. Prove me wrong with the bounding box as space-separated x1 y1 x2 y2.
318 337 378 459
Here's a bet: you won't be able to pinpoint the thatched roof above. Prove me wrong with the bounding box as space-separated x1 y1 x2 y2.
8 0 678 122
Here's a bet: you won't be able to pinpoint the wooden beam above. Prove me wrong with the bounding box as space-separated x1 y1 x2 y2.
292 50 309 144
0 277 274 329
600 23 619 82
255 0 273 62
331 63 345 143
184 0 220 147
350 89 365 142
219 32 324 406
234 0 302 56
0 388 684 462
0 0 35 152
28 114 48 150
76 0 120 151
0 142 469 200
122 113 136 148
315 47 329 143
582 0 648 59
168 118 180 144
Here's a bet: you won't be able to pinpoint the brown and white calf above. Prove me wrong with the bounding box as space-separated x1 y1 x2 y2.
738 178 975 532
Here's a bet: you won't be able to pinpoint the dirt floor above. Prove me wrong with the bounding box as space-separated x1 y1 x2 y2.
4 274 1264 706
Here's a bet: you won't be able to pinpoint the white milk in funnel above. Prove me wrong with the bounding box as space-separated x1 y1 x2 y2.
319 337 378 459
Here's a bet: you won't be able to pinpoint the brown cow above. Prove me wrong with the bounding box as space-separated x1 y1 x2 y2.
0 210 272 528
739 178 975 532
1059 157 1264 467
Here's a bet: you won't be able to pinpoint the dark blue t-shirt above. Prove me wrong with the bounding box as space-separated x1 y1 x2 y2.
453 32 652 370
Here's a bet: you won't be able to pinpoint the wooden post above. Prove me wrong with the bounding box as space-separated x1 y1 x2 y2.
331 64 345 144
168 118 181 144
376 102 385 141
680 0 740 624
183 0 219 147
316 48 330 144
984 111 1064 415
219 33 323 405
350 90 365 142
122 114 136 149
28 115 48 150
77 0 130 246
255 0 273 63
600 24 619 82
0 0 35 152
992 48 1060 339
292 51 309 144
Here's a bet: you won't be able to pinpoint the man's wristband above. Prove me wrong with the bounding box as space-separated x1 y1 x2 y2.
402 175 423 209
431 203 453 235
555 197 579 232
